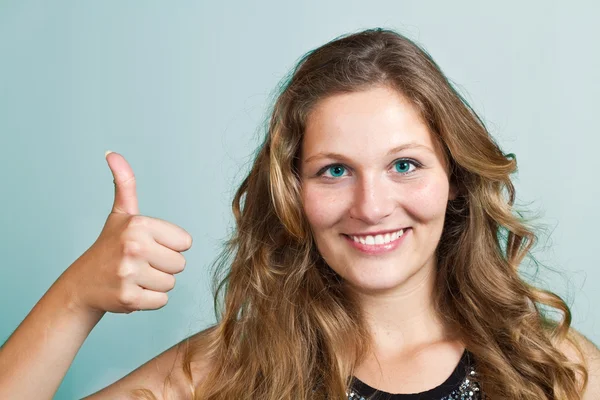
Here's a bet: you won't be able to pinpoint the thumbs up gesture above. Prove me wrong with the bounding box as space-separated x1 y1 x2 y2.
62 152 193 314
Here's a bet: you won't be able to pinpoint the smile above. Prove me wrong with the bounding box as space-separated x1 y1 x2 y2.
349 228 405 245
342 228 410 255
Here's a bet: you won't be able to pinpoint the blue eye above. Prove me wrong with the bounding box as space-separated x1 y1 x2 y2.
325 165 346 178
316 159 420 180
394 160 415 174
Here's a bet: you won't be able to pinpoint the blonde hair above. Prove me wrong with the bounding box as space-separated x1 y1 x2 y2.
133 28 587 399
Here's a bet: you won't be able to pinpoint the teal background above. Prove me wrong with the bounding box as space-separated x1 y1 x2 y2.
1 1 598 398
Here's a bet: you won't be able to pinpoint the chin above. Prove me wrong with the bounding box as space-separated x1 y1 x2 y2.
333 263 415 292
346 278 409 294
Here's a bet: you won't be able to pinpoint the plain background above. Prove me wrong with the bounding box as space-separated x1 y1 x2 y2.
1 1 598 398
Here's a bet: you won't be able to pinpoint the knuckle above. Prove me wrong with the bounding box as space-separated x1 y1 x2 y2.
127 215 147 229
118 290 140 309
116 264 136 280
122 240 143 257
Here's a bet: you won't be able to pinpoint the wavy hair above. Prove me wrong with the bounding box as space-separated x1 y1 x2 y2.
133 28 587 399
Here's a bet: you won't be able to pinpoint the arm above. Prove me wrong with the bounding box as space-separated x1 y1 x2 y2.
82 334 210 400
0 270 208 400
0 152 193 399
0 272 105 399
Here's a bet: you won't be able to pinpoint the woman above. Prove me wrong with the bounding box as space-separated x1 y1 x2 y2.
1 28 598 399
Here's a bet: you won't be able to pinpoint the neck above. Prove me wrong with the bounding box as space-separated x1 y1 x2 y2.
350 256 453 356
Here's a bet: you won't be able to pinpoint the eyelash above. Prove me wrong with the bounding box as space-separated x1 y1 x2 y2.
315 158 422 180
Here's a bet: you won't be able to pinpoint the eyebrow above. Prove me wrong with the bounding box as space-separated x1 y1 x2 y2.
303 142 434 164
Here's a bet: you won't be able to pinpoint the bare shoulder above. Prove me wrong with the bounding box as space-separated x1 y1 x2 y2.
82 328 215 400
557 327 600 399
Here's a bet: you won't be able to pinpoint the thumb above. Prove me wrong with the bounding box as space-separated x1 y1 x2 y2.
105 151 140 215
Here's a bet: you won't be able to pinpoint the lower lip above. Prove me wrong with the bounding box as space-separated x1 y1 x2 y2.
343 228 411 255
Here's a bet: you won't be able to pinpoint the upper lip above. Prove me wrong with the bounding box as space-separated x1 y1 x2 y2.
344 228 409 237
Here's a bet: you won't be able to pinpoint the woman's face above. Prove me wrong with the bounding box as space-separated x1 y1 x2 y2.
299 85 456 293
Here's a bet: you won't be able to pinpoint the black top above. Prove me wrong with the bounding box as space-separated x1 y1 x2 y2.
347 350 482 400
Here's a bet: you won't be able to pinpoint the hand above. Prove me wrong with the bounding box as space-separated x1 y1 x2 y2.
61 151 192 314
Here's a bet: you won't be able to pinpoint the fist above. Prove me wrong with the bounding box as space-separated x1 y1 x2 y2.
61 151 192 314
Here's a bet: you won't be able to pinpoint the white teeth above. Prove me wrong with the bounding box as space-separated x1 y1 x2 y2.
349 229 405 246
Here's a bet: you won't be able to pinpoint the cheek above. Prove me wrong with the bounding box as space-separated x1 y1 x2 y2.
301 185 346 230
405 178 450 220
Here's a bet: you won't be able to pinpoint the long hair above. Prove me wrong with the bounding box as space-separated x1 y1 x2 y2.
133 28 587 399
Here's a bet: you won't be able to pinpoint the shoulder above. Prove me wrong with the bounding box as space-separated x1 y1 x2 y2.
82 328 215 400
557 327 600 399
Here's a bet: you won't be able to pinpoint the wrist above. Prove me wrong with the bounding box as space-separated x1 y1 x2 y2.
54 273 105 319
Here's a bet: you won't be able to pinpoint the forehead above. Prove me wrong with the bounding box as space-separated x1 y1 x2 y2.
302 85 438 161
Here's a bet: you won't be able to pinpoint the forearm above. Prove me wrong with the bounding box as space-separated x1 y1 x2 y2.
0 272 106 399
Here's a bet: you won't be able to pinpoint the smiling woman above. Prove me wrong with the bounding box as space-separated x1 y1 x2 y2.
149 28 595 399
2 27 599 400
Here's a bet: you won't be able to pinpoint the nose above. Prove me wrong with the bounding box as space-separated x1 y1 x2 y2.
348 175 395 225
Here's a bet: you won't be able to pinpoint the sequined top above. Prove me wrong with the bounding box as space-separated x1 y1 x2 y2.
346 350 482 400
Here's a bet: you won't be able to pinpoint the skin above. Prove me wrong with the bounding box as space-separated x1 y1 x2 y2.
299 84 462 393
